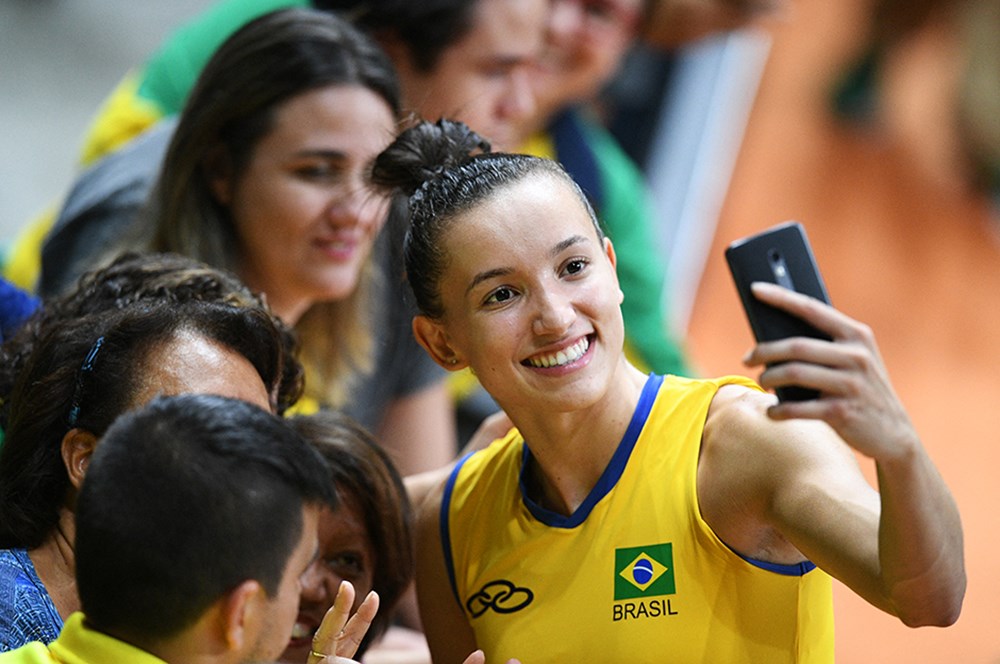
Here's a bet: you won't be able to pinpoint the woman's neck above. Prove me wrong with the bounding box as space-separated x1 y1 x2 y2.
512 362 648 515
237 266 311 326
269 296 311 326
28 507 80 619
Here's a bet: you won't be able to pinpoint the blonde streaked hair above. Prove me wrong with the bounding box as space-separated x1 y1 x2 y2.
107 8 400 406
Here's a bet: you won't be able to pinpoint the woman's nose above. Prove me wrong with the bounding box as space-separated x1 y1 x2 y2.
300 561 340 604
500 67 537 126
326 182 386 229
532 289 576 336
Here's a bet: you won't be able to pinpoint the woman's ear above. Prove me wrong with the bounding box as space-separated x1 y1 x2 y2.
204 144 234 206
61 428 100 490
412 315 467 371
603 237 624 304
603 236 618 269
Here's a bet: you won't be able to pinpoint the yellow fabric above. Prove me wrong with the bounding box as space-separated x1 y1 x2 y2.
519 132 555 160
445 374 834 663
284 393 321 417
79 72 164 167
446 367 480 401
0 612 166 663
2 206 57 292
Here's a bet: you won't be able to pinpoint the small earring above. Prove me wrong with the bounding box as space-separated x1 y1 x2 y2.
449 358 459 365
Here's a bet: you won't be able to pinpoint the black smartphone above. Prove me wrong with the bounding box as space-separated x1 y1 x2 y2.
725 221 831 402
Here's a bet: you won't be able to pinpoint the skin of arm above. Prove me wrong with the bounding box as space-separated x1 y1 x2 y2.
699 282 965 627
404 410 514 511
377 381 458 477
415 481 480 664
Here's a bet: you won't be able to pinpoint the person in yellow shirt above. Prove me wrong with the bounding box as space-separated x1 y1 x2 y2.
370 119 965 663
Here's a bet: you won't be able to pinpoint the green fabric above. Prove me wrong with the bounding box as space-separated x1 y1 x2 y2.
138 0 309 114
574 113 691 376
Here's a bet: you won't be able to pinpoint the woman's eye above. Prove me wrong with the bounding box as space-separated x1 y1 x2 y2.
482 62 516 80
295 163 341 180
485 287 517 305
564 259 587 276
327 552 364 576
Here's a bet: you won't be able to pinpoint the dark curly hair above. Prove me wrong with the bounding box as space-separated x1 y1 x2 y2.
0 251 303 426
0 255 302 550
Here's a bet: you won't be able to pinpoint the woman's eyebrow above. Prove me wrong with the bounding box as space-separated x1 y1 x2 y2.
551 235 589 257
466 267 513 296
292 148 347 160
464 235 591 295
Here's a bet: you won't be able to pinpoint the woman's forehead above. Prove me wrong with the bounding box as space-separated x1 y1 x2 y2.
453 174 593 236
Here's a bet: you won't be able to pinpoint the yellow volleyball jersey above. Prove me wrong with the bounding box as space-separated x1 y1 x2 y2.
442 374 834 663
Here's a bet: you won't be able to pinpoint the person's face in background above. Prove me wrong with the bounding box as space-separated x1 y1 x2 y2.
247 505 321 663
283 495 375 663
528 0 641 130
66 328 274 486
211 84 396 324
396 0 548 150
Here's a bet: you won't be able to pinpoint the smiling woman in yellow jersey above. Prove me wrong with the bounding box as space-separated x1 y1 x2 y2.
444 374 833 663
369 119 965 663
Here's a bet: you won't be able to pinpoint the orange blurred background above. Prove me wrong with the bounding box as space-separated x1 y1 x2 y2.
686 0 1000 661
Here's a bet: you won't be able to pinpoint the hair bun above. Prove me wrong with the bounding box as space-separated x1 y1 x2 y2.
371 119 491 197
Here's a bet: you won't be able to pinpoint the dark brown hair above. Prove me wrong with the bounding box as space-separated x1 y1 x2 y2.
370 119 603 318
289 411 413 652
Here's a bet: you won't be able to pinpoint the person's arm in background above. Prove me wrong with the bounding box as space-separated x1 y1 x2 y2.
403 409 512 511
378 380 457 477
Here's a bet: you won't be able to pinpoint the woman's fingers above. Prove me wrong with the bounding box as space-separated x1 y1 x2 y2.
740 282 916 458
309 581 380 662
333 589 379 658
749 281 867 342
309 581 354 662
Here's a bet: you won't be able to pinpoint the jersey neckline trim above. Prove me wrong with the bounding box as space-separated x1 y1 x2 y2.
519 373 664 529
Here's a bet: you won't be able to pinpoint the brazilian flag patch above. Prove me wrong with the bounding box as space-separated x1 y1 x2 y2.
614 543 675 601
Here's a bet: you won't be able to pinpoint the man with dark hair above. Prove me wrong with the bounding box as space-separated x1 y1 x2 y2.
0 394 376 663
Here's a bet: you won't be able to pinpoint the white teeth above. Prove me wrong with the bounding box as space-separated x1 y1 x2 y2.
527 336 589 368
291 622 313 640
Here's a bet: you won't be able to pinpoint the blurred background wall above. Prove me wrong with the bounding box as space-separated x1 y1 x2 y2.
0 0 210 249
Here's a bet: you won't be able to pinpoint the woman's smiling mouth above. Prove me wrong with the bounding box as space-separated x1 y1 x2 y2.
524 335 591 368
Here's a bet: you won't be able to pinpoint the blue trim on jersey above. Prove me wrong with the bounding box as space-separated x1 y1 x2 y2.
520 373 664 528
733 548 818 576
441 451 477 605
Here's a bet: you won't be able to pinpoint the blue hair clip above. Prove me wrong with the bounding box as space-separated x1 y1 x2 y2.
67 335 105 427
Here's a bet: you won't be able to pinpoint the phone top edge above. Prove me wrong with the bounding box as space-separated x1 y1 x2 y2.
724 220 805 253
